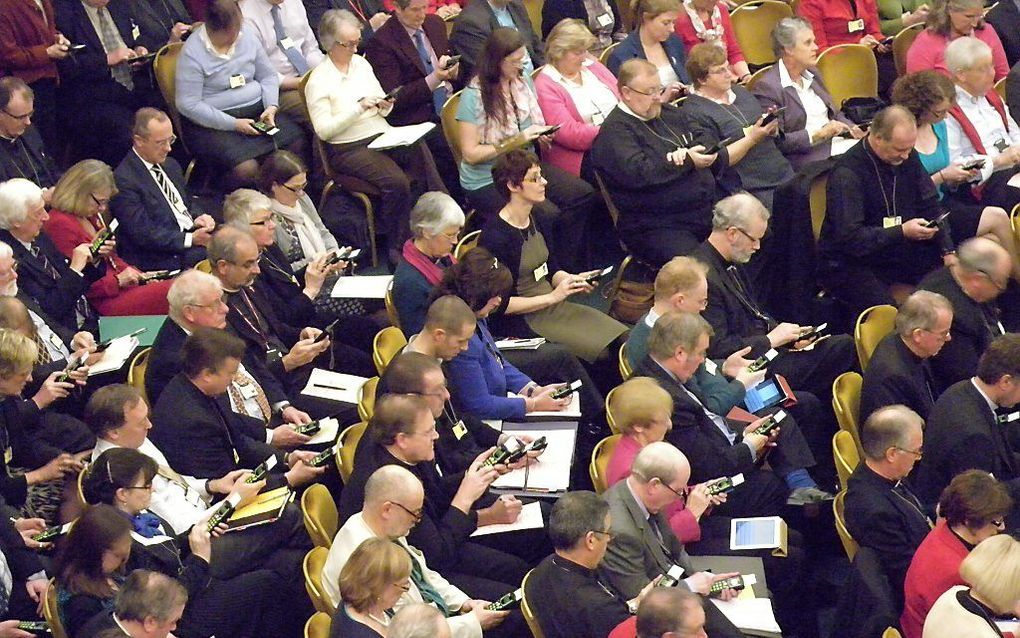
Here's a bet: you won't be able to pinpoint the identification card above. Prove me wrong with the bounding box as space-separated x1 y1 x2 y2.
3 447 10 464
452 420 468 440
847 18 864 32
132 22 141 40
280 36 295 49
47 332 64 351
705 359 719 375
998 411 1020 424
533 262 549 281
592 111 606 126
596 12 613 26
882 216 902 228
266 348 282 366
238 383 258 400
229 74 246 89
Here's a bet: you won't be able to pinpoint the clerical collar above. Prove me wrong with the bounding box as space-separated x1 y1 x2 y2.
619 101 653 122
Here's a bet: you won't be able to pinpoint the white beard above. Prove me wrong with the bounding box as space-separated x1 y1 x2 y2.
0 281 18 297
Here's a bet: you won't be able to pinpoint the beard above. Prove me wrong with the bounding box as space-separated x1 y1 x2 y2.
0 280 18 297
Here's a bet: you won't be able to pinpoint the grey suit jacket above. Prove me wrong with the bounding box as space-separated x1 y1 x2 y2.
600 479 693 599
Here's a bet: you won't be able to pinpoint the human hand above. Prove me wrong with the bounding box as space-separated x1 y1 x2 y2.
26 453 78 484
849 124 867 139
742 418 776 453
281 336 329 371
767 321 802 347
25 577 48 607
754 113 780 139
455 449 500 505
0 618 36 638
369 12 390 30
259 106 278 129
230 473 263 507
901 217 939 241
170 22 191 42
107 47 134 66
208 469 248 495
281 406 312 425
303 255 328 295
116 267 142 288
550 275 587 302
192 225 214 247
71 332 95 354
527 385 570 412
270 424 311 449
284 459 325 488
234 118 260 136
470 605 509 629
70 243 93 271
943 163 979 184
437 55 459 81
483 495 523 524
686 482 723 519
721 346 752 378
187 519 213 561
686 145 717 169
32 371 75 409
666 147 689 166
46 42 70 60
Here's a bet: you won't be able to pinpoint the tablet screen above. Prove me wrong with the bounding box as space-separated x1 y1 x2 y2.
743 378 782 413
731 518 780 550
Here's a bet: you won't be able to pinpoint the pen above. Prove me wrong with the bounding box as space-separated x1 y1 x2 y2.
313 383 347 391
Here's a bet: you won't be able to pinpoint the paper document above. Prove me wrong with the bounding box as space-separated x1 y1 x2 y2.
495 338 546 350
306 417 340 445
830 137 860 157
710 598 781 635
367 123 436 150
491 422 576 492
300 369 369 404
88 335 139 376
331 275 393 299
471 501 544 536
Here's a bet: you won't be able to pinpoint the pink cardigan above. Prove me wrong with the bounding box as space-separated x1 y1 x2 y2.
906 27 1009 81
674 4 746 66
534 59 620 177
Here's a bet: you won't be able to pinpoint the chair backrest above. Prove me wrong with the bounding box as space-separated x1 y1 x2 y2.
384 279 402 332
892 24 922 76
833 430 861 492
996 76 1007 100
882 627 903 638
303 547 337 615
301 483 339 548
816 44 878 110
590 434 622 494
357 377 379 422
194 259 213 273
523 0 543 38
337 421 369 483
605 385 622 434
1011 202 1020 248
618 341 633 380
809 172 827 242
77 467 89 508
454 229 482 260
152 43 187 149
373 326 408 376
854 304 898 370
833 490 859 561
305 612 332 638
43 580 69 638
599 42 621 66
441 90 464 165
521 569 546 638
594 172 622 227
832 371 863 451
744 64 772 91
730 1 793 66
127 347 152 406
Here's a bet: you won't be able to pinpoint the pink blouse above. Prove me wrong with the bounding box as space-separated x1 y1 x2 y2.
674 3 746 66
906 26 1009 81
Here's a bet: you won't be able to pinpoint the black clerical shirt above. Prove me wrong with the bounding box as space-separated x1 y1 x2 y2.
525 554 631 638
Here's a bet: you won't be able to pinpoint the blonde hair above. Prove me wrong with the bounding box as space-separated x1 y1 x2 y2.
638 0 681 23
50 160 117 217
338 537 413 612
0 329 36 379
545 19 597 64
609 377 674 435
653 256 708 303
960 534 1020 614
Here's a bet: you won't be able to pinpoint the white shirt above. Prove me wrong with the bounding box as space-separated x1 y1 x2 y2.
133 149 194 246
305 55 393 145
657 64 680 88
239 0 324 81
946 85 1020 182
29 309 70 362
541 62 618 126
778 59 829 142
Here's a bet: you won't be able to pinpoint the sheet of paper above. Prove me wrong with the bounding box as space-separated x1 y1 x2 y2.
470 501 544 536
495 338 546 350
710 598 782 634
522 390 581 421
830 136 860 157
491 423 576 492
300 369 369 404
305 416 341 445
331 275 394 299
367 123 436 150
996 620 1019 635
88 335 139 376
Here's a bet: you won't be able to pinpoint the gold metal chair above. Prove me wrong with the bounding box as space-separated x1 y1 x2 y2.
816 43 878 111
372 326 408 376
590 434 622 494
832 371 863 454
892 24 922 77
833 430 860 492
301 483 338 548
854 304 898 370
882 627 903 638
305 612 331 638
521 569 546 638
440 90 464 165
302 547 337 615
152 43 197 185
384 279 401 332
605 385 622 434
357 377 378 423
43 580 69 638
337 421 368 484
809 172 828 242
618 342 633 381
833 490 859 561
454 229 481 260
743 64 772 91
731 1 793 67
127 347 152 406
599 42 620 66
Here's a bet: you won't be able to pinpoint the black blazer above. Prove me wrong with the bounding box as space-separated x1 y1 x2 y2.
18 291 78 399
0 128 59 188
304 0 385 48
0 397 64 508
0 230 102 334
149 373 285 482
449 0 543 81
255 245 317 329
111 150 205 271
126 514 210 599
124 0 191 53
859 333 936 424
918 267 1004 394
987 1 1020 68
53 0 141 105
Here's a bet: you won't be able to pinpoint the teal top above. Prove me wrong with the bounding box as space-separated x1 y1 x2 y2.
455 82 538 191
917 120 950 200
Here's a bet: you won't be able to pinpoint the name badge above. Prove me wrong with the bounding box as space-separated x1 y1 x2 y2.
266 348 282 366
998 411 1020 424
280 36 295 49
882 216 902 228
592 111 606 126
238 383 258 400
704 359 719 375
995 139 1010 153
533 262 549 281
131 22 141 41
3 447 11 464
47 332 63 351
229 74 246 89
452 420 468 440
847 18 864 32
596 12 613 26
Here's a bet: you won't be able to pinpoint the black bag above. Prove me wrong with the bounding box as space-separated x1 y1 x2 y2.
841 96 887 126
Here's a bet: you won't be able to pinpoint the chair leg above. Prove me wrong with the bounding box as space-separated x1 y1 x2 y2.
349 192 378 268
318 180 336 214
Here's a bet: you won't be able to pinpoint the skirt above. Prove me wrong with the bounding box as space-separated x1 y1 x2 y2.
181 102 302 169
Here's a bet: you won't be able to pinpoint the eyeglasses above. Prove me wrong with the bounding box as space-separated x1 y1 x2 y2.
393 580 411 592
146 134 177 147
91 194 111 208
919 327 951 340
991 518 1006 529
626 85 667 97
893 445 924 459
337 39 361 50
187 295 228 310
590 529 614 540
1 109 32 122
282 182 307 193
404 423 438 438
391 501 424 522
732 226 765 243
707 66 730 76
523 173 547 184
249 217 274 227
123 483 153 491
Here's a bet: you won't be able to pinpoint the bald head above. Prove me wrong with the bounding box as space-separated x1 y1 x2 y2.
364 465 424 509
630 442 690 486
957 237 1012 302
637 588 703 638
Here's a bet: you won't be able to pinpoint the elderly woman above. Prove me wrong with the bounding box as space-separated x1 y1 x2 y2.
943 37 1020 212
457 27 595 272
392 192 465 336
923 534 1020 637
674 0 750 81
608 0 690 96
902 470 1012 638
752 18 866 169
534 19 621 178
906 0 1009 80
540 0 625 53
332 537 414 637
892 71 1020 281
683 43 791 210
305 9 445 253
43 160 173 316
175 0 303 188
877 0 930 36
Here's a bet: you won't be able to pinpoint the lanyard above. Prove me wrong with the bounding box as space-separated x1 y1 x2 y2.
232 288 270 352
865 142 898 220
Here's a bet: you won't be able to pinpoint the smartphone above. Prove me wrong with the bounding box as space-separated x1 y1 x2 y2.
760 106 786 127
585 265 614 285
925 210 952 229
442 54 462 70
704 136 736 154
251 120 279 136
961 158 986 171
314 318 340 343
308 446 336 467
550 379 582 400
752 409 787 436
382 86 402 101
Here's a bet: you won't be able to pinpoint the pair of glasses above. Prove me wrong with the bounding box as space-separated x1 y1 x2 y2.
893 445 924 459
91 194 111 208
391 501 424 522
282 182 307 193
627 85 667 97
1 109 32 122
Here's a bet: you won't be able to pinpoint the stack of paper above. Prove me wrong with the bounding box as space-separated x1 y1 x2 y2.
491 423 576 493
307 417 341 445
470 501 544 536
300 369 369 404
495 338 546 350
368 123 436 150
830 137 860 157
522 391 581 421
710 598 782 635
331 275 394 299
88 335 140 376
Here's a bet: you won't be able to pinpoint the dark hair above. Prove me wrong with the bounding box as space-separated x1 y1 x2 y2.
977 334 1020 384
940 469 1013 529
116 570 188 624
257 150 307 196
549 491 610 550
381 352 443 395
0 77 31 111
368 394 432 446
475 28 527 130
54 504 132 599
431 247 513 312
492 150 540 200
84 448 158 506
181 327 245 379
206 0 241 32
891 71 957 122
85 384 144 438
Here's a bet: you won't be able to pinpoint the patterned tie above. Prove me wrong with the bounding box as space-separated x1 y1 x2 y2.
398 542 450 616
413 30 447 115
228 368 272 423
271 4 309 75
150 165 189 217
29 244 58 279
0 550 11 618
96 7 134 90
32 330 51 365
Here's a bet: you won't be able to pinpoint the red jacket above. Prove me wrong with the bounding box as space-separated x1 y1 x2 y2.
797 0 882 49
674 3 746 66
0 0 59 84
900 519 969 638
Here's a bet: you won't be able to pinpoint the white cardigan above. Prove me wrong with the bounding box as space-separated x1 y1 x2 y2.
304 55 393 145
923 586 1003 638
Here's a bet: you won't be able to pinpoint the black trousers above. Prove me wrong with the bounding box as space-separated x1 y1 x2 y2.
622 225 704 269
771 334 857 401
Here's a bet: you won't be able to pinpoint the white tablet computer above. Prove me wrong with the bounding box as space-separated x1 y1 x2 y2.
730 517 786 551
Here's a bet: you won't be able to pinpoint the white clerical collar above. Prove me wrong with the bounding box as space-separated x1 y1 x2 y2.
619 101 652 122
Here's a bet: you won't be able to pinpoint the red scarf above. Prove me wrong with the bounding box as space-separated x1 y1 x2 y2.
401 239 455 286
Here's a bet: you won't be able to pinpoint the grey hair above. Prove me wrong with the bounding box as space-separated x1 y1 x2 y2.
167 270 223 324
630 442 688 485
0 179 43 229
647 311 713 360
771 17 814 59
388 604 446 638
221 188 272 225
895 290 952 337
945 36 992 74
958 236 1009 275
207 226 255 267
410 192 466 239
319 9 363 51
711 192 771 232
860 405 923 460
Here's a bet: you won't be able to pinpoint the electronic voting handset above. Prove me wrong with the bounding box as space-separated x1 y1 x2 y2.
504 435 548 465
56 354 86 383
752 410 787 436
658 564 686 588
207 492 241 532
295 420 322 436
551 379 582 400
706 473 745 496
245 456 278 483
89 219 119 256
308 446 336 468
709 574 757 594
747 349 778 373
16 622 51 636
486 588 523 610
482 437 525 467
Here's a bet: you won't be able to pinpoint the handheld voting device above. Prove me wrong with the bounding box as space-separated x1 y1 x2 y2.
551 380 582 400
32 521 72 543
314 319 340 343
251 121 279 136
961 158 986 171
798 323 827 343
504 435 547 465
483 437 525 467
383 86 403 101
585 266 614 285
57 354 86 383
761 106 785 127
295 420 322 436
925 211 951 229
752 410 787 436
245 456 278 483
658 564 686 588
309 447 336 468
706 473 744 496
207 493 241 532
709 574 756 594
17 622 50 635
486 588 523 610
704 136 736 154
442 55 462 69
747 349 778 373
89 219 119 255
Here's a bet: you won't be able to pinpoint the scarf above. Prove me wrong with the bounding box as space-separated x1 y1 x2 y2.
271 197 328 261
130 512 163 538
684 0 726 49
401 239 455 286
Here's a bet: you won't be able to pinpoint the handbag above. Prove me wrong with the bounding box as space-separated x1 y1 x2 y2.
841 96 887 126
606 257 658 324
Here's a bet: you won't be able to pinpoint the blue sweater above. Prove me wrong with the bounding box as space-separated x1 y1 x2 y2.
447 319 532 420
392 259 436 337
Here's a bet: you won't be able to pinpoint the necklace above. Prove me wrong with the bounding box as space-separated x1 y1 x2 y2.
864 140 897 219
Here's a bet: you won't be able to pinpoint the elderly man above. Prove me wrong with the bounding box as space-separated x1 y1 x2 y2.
449 0 542 80
861 291 954 422
590 59 729 266
919 237 1013 393
819 105 954 317
0 79 59 189
844 405 932 610
0 178 103 334
389 604 452 638
324 464 516 638
629 589 708 638
77 570 189 638
112 108 215 272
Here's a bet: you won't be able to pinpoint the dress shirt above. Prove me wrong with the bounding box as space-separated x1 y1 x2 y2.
81 1 128 51
240 0 324 81
542 62 618 125
969 377 999 415
132 149 194 245
28 308 70 362
489 0 533 73
946 85 1020 172
403 23 447 93
305 55 393 145
778 59 829 141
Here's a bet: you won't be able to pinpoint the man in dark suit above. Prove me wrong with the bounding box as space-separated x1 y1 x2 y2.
987 2 1020 68
636 312 830 515
78 570 189 638
53 0 161 166
125 0 193 54
912 333 1020 513
364 0 462 197
304 0 389 48
918 236 1012 394
602 442 744 638
449 0 542 81
0 78 60 189
860 290 953 423
111 108 215 272
844 405 933 612
0 179 103 334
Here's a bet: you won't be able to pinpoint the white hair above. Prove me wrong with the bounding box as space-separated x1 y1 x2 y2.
0 241 16 296
0 179 43 230
410 192 466 239
167 269 222 324
221 188 273 226
319 9 363 51
945 36 993 74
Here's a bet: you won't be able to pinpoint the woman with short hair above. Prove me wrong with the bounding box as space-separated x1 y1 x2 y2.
906 0 1009 80
674 0 750 81
331 537 414 637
